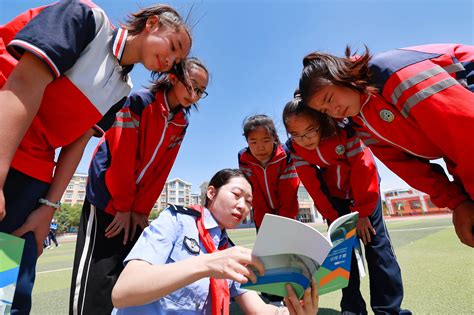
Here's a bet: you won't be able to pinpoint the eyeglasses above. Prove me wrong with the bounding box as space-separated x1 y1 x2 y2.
290 128 320 143
194 87 208 99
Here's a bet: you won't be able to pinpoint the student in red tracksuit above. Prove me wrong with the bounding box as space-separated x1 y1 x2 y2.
0 3 192 313
69 57 209 315
283 97 410 315
238 114 300 231
298 44 474 247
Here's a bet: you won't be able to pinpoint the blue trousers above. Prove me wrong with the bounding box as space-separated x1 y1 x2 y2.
330 197 404 315
0 168 50 315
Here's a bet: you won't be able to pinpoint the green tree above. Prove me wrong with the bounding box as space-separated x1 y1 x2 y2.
55 203 82 233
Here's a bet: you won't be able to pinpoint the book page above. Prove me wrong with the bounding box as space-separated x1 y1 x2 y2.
327 212 359 247
252 214 332 265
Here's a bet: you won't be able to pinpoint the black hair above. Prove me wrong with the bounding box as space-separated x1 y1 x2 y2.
282 95 337 139
150 57 209 114
299 46 377 105
242 114 280 144
119 4 192 82
204 169 252 207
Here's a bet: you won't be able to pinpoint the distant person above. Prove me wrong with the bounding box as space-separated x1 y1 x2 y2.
0 2 192 313
298 44 474 247
70 58 209 315
111 168 319 315
283 97 411 315
238 114 300 231
47 218 59 248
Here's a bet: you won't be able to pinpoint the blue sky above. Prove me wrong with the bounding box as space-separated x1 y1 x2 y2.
2 0 473 193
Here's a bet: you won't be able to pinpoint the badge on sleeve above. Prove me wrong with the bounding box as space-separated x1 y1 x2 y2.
184 236 201 254
379 110 395 123
335 144 345 155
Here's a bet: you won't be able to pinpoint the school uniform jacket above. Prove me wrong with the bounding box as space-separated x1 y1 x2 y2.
0 1 132 183
286 127 380 222
87 89 189 216
238 144 300 228
352 44 474 210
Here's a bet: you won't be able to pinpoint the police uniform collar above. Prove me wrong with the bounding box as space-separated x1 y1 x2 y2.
203 207 219 229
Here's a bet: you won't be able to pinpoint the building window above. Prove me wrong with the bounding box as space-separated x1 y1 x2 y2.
169 198 176 203
169 182 176 188
409 200 422 210
178 198 185 203
65 193 73 199
169 190 176 195
178 191 184 197
67 185 74 190
179 182 185 188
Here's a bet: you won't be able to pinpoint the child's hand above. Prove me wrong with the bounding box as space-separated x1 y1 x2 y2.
284 279 319 315
203 246 265 284
356 217 376 245
130 212 148 241
105 211 131 245
12 204 55 257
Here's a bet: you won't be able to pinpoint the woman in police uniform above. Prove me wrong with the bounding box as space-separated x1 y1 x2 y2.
111 169 318 315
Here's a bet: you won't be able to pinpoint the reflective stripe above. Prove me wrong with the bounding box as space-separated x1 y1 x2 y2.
346 146 364 157
280 173 298 179
285 165 296 171
356 131 372 137
115 111 140 128
294 160 310 167
362 138 379 146
346 137 361 149
316 147 329 165
336 165 341 190
401 77 459 117
391 66 445 105
112 121 135 128
443 63 465 74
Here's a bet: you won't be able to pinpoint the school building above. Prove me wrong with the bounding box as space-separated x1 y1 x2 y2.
61 174 196 210
383 188 450 216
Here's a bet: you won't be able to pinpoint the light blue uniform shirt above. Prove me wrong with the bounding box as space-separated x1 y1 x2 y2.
113 206 247 315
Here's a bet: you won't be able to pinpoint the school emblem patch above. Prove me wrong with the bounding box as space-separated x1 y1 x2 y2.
379 109 395 123
335 144 345 155
184 236 201 254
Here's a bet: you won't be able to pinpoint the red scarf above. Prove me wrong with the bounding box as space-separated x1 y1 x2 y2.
192 205 230 315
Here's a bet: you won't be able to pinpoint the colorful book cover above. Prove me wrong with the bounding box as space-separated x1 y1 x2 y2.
0 232 25 314
241 212 359 298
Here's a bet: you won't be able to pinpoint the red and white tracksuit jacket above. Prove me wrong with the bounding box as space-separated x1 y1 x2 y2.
238 144 300 228
87 89 189 216
0 1 132 182
352 43 474 210
286 128 380 223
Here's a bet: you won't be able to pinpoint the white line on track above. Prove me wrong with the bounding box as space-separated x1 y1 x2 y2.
37 267 72 275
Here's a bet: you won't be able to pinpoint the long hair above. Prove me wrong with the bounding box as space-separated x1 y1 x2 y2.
120 4 193 84
299 46 376 104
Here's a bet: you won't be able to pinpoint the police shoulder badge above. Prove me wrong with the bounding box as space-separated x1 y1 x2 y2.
184 236 201 254
335 144 345 155
379 109 395 123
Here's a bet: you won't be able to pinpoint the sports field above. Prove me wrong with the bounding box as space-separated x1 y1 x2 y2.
31 215 473 314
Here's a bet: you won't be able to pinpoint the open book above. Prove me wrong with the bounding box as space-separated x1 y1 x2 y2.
241 212 359 298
